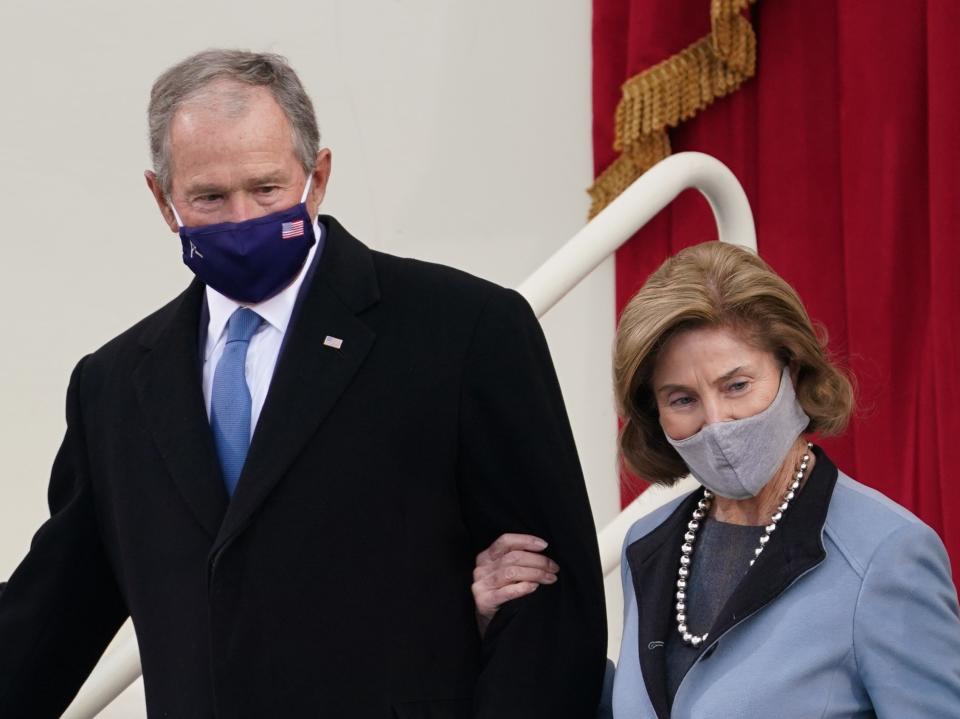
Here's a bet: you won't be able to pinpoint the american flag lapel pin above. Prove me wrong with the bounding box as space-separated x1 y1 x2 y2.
324 336 344 350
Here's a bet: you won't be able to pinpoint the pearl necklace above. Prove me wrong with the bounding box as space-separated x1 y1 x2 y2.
675 442 812 648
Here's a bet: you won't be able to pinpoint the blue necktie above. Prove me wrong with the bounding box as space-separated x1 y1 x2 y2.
211 308 263 496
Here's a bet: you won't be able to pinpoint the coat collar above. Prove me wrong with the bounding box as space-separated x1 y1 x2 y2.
625 446 839 719
133 216 380 546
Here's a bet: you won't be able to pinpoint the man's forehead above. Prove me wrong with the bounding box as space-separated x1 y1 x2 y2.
171 83 287 137
167 82 299 192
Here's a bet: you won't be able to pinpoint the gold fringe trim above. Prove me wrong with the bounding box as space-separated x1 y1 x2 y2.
588 0 757 218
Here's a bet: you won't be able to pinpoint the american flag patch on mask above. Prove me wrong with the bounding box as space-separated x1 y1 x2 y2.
281 220 305 239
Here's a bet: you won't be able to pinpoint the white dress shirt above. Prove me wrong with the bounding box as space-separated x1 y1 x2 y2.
202 218 322 438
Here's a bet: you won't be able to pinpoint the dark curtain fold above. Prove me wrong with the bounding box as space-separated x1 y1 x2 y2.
596 0 960 576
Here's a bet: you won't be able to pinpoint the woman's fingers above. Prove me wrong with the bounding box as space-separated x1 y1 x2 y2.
475 533 548 566
473 533 561 627
472 550 560 582
472 565 558 621
480 564 558 589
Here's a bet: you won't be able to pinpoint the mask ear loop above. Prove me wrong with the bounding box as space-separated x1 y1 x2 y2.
168 198 185 229
300 173 314 204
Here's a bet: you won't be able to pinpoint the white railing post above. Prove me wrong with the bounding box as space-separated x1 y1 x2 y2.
61 630 142 719
518 151 756 317
63 151 754 717
596 477 700 576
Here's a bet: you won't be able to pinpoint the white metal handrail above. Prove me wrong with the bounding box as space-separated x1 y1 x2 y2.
62 632 142 719
597 477 700 576
518 151 756 316
63 151 756 717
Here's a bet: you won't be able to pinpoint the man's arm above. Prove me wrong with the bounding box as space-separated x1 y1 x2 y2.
457 288 607 719
0 358 128 718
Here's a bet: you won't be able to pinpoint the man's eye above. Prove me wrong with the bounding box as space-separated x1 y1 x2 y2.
197 194 223 203
256 186 279 195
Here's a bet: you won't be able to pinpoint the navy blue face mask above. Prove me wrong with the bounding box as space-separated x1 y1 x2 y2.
170 176 316 304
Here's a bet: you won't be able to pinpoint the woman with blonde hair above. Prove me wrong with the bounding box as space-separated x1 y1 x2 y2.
472 241 960 717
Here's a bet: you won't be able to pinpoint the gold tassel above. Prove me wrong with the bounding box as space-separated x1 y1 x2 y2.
588 0 757 218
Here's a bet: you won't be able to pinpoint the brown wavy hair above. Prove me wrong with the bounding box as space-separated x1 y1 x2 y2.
615 241 854 485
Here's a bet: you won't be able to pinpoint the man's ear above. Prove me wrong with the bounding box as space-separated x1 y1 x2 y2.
306 149 332 218
145 170 180 233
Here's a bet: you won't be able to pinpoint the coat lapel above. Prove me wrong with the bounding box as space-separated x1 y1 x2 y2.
212 217 380 553
625 491 703 719
133 279 228 539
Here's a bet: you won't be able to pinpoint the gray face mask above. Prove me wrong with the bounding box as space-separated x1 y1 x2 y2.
664 366 810 499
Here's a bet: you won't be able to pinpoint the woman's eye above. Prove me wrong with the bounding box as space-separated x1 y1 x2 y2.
670 396 695 407
728 380 749 393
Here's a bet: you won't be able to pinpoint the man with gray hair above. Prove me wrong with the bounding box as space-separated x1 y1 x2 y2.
0 50 606 717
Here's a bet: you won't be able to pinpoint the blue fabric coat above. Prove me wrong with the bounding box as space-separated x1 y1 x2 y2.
604 448 960 718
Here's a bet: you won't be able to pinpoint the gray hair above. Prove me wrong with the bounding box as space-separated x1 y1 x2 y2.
148 49 320 194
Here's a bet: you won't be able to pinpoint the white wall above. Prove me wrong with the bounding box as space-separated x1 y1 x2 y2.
0 1 618 714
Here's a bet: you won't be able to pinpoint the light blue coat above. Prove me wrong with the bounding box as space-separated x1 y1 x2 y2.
602 453 960 718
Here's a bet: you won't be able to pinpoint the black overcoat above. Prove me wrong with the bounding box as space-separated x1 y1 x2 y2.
0 217 607 718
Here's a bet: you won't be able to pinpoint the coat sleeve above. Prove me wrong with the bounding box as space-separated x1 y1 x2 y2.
854 520 960 718
0 357 128 718
595 659 616 719
456 288 607 719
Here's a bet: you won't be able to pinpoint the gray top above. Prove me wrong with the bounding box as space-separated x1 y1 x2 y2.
664 518 759 701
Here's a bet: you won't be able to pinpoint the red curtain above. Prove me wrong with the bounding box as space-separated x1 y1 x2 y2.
596 0 960 577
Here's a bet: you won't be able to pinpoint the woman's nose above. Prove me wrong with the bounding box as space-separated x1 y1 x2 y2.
701 397 735 426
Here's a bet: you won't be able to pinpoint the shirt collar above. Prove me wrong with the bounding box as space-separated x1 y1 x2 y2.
204 217 323 350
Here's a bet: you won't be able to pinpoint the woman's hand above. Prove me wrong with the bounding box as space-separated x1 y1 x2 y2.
472 533 560 636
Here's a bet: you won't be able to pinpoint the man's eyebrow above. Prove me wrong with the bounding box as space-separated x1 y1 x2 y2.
184 173 289 195
184 182 228 196
245 172 287 186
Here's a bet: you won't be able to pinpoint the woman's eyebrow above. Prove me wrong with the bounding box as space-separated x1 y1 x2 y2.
655 365 753 397
714 365 746 385
655 380 695 399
